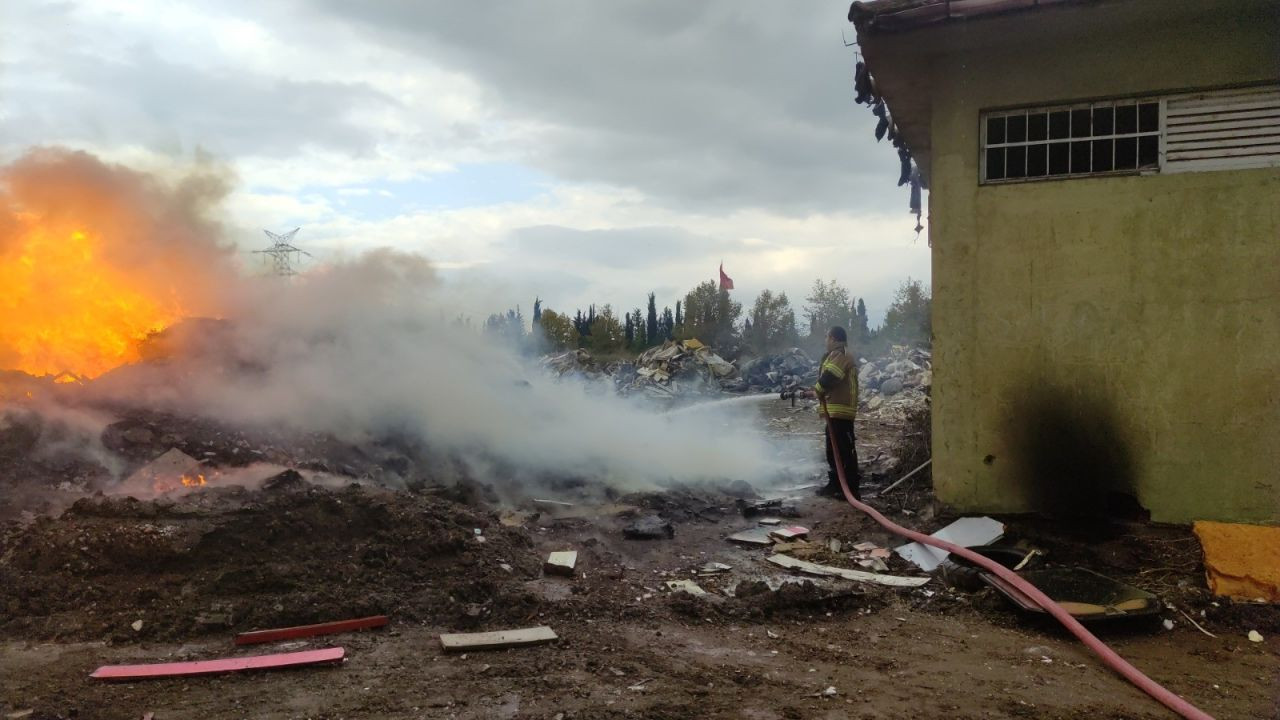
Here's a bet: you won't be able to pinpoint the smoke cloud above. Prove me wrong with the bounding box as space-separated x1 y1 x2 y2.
2 149 788 493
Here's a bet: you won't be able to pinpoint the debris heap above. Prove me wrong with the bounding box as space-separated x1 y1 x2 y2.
858 345 931 423
739 348 818 394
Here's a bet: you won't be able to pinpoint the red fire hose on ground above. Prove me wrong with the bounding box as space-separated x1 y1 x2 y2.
818 398 1214 720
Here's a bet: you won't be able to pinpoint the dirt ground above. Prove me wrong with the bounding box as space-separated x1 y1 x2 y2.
1 399 1277 719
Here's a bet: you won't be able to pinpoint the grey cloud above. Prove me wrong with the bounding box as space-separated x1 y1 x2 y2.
508 225 747 269
1 6 395 161
308 0 903 215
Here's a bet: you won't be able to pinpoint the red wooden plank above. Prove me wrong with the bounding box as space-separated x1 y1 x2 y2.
234 615 389 646
90 647 344 681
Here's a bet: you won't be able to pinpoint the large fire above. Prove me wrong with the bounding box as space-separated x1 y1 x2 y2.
0 223 179 378
0 149 233 381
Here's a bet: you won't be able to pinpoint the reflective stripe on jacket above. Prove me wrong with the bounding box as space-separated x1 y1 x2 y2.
814 345 858 420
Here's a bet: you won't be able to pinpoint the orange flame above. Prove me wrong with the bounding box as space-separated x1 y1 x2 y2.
1 149 233 380
181 473 206 488
0 225 177 378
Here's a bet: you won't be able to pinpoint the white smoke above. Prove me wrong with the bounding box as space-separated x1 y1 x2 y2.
87 249 788 490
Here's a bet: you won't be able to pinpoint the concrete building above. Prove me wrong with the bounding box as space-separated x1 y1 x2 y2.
849 0 1279 523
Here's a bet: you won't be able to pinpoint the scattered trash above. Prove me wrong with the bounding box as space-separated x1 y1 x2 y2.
235 615 389 646
697 562 732 576
982 567 1160 622
757 517 782 526
439 626 558 652
768 526 809 542
665 580 708 596
811 686 837 697
1175 607 1217 639
5 710 34 719
766 554 930 588
623 515 674 540
91 647 346 680
545 551 578 577
131 619 144 632
740 499 802 519
1248 630 1264 643
827 539 842 553
852 541 878 552
1193 521 1280 603
895 517 1005 572
1163 619 1175 631
627 678 656 691
766 630 779 639
533 499 574 509
727 527 775 546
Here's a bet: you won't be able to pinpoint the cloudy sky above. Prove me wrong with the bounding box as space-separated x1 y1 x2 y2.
1 0 928 326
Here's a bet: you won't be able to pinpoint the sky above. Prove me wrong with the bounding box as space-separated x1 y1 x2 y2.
0 0 929 328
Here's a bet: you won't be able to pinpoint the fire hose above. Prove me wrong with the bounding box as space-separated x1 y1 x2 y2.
818 396 1214 720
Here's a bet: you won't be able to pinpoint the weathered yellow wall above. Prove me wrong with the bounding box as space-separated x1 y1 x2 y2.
917 2 1280 523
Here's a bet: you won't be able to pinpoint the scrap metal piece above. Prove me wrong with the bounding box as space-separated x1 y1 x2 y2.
981 567 1160 622
895 517 1004 572
234 616 388 646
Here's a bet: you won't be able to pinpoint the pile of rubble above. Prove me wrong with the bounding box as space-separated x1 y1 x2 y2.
858 345 931 422
541 340 747 399
622 339 741 398
739 348 818 394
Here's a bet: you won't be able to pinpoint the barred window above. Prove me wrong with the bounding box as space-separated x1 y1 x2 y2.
982 99 1161 182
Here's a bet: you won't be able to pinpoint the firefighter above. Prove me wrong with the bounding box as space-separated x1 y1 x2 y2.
811 326 860 500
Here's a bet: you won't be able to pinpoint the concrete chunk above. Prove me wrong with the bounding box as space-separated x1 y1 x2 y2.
545 551 577 577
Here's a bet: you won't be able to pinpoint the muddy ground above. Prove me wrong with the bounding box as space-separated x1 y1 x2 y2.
1 399 1277 719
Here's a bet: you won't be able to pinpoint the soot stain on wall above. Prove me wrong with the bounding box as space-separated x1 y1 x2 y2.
1006 381 1144 521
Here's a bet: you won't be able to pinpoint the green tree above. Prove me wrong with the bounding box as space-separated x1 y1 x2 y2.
538 309 579 351
646 293 659 347
587 304 625 353
881 278 931 345
803 279 852 338
680 281 741 346
660 306 675 340
747 289 799 354
854 298 870 343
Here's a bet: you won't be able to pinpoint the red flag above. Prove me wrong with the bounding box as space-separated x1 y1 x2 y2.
719 263 734 291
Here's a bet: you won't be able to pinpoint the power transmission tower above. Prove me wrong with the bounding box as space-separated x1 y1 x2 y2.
255 228 310 277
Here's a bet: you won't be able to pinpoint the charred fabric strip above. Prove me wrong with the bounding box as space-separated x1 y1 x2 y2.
235 615 389 646
91 647 345 681
818 398 1216 720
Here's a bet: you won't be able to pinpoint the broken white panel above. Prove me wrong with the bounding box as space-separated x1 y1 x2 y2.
766 554 929 588
894 517 1004 572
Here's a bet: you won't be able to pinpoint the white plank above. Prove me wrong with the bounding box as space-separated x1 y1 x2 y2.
1168 144 1280 161
1166 137 1280 151
1166 116 1280 134
439 626 558 652
1166 126 1280 143
1164 156 1280 173
1166 108 1280 125
766 554 930 588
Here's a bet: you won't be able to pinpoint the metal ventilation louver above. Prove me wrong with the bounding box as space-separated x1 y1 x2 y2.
1164 85 1280 173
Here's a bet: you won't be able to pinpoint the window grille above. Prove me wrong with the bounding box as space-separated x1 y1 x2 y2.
980 85 1280 183
982 99 1160 182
